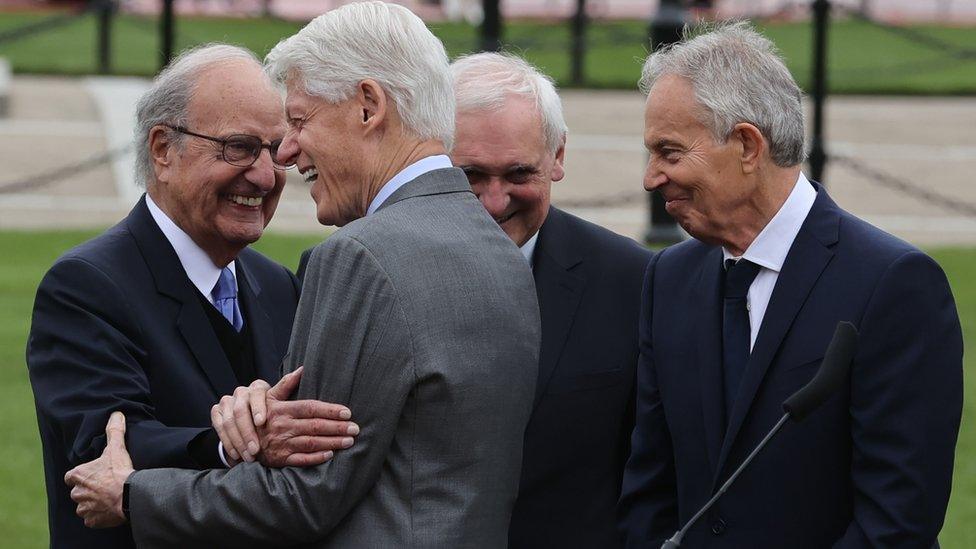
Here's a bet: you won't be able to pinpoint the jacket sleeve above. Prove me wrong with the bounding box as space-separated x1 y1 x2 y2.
833 251 963 548
27 257 212 471
618 253 680 548
129 235 416 547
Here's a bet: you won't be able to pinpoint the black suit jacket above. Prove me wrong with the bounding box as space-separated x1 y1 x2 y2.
509 207 653 549
26 196 300 548
619 185 963 547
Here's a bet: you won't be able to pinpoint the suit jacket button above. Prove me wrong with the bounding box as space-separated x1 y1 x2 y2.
711 518 726 535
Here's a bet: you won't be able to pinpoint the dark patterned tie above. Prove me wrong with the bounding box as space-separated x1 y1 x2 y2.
212 266 244 332
723 258 761 419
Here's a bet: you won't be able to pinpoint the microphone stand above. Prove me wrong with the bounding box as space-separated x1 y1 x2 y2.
660 321 858 549
661 414 789 548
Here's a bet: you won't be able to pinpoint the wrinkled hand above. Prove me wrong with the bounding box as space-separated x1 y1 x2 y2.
211 366 359 467
64 411 133 528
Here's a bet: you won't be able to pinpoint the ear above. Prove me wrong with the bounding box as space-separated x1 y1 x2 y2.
732 122 766 175
550 134 566 183
357 79 388 135
147 125 175 184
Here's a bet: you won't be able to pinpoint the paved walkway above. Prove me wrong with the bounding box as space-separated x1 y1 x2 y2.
2 75 975 246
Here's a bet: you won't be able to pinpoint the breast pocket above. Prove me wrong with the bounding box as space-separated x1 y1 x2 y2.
545 368 629 395
766 355 824 394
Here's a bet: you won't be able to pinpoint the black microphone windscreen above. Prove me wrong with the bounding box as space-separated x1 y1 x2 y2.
782 321 858 421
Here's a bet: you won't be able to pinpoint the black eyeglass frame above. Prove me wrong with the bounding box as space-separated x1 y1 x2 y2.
162 124 295 170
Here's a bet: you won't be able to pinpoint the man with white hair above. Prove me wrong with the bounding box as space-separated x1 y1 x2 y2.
64 3 540 548
27 44 356 548
449 52 652 548
619 22 962 547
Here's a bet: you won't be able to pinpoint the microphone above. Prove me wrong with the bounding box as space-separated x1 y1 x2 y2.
661 321 859 549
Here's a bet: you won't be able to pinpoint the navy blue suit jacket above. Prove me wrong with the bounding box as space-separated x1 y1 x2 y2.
509 207 652 548
26 196 300 548
619 186 962 548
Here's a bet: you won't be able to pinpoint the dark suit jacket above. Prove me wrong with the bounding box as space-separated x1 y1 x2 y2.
126 168 540 548
619 185 963 548
26 196 300 548
509 207 653 549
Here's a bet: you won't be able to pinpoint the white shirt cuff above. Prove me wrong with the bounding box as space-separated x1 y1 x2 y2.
217 441 232 468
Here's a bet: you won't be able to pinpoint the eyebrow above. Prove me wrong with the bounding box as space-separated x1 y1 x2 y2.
648 138 683 151
458 163 539 175
506 164 538 174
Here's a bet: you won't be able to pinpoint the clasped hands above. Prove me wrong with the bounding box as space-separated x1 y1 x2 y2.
211 366 360 467
64 367 357 528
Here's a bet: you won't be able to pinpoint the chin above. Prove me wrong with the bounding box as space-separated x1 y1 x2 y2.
316 211 342 227
222 223 264 246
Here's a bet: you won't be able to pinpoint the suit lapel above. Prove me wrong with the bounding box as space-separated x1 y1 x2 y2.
128 195 238 397
531 208 585 406
715 189 840 479
236 257 282 382
695 248 726 475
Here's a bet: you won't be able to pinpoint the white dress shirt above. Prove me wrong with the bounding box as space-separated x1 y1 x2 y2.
722 173 817 350
519 232 539 268
366 155 453 216
145 194 236 304
146 193 238 467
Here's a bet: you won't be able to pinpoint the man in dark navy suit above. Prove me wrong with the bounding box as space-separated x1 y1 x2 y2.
619 23 963 548
450 52 653 548
27 45 354 548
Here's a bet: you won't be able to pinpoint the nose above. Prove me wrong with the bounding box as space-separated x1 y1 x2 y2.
477 178 510 218
245 147 278 191
276 129 300 168
643 156 667 192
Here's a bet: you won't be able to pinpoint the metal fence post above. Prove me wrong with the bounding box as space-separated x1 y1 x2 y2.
480 0 502 52
644 0 684 245
810 0 830 184
96 0 114 75
161 0 176 71
570 0 587 86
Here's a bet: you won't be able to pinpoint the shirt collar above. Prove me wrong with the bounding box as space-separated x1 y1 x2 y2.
145 194 235 298
366 154 453 216
722 172 817 273
519 231 539 268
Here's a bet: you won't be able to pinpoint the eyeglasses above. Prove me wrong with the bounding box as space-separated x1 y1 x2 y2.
163 125 295 170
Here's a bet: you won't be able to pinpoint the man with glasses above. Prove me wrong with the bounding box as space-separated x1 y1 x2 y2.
63 3 540 546
27 44 356 549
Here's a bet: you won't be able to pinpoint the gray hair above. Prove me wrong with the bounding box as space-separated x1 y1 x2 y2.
450 52 567 154
265 1 455 149
639 21 805 167
134 43 263 188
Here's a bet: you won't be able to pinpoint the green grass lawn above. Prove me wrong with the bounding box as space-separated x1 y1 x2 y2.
0 11 975 93
0 230 973 546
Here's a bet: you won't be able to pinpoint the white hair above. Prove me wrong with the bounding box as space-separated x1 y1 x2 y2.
133 43 263 188
265 1 455 149
640 21 805 167
450 52 567 154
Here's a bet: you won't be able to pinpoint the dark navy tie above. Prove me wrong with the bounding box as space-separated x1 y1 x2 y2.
723 258 761 419
212 266 244 332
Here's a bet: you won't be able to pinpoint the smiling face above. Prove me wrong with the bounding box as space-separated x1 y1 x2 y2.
643 74 752 246
148 60 287 266
451 96 565 247
277 81 371 227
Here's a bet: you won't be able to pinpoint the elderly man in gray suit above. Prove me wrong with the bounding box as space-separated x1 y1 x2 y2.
63 2 540 547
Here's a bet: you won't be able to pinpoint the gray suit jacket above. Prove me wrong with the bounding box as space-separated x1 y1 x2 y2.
128 168 541 548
